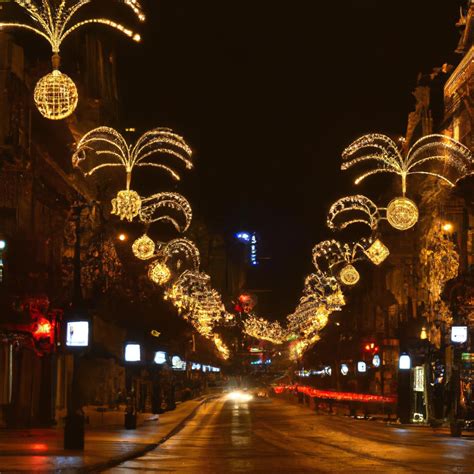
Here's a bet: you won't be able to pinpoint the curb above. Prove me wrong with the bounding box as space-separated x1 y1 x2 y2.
82 396 215 474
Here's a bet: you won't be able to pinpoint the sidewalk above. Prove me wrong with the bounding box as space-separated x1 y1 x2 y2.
0 397 210 473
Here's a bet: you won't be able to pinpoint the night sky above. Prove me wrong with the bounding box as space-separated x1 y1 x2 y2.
117 0 464 319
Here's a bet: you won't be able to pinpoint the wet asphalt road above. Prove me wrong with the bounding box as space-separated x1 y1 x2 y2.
108 396 474 473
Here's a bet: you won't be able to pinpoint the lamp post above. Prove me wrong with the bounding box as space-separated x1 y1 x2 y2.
64 202 89 450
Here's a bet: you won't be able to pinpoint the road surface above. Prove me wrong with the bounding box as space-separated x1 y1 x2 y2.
108 395 474 473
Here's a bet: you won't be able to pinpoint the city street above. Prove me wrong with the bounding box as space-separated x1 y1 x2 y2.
109 395 474 473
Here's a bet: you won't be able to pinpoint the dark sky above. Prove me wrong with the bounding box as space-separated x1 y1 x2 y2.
117 0 464 319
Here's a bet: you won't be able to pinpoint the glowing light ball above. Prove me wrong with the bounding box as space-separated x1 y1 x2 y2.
34 69 78 120
111 190 142 221
148 260 171 285
386 197 419 231
132 234 155 260
339 264 360 286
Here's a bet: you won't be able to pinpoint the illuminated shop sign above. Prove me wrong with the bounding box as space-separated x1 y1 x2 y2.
154 351 167 364
451 326 468 344
172 355 186 370
399 353 411 370
66 321 89 347
125 343 141 362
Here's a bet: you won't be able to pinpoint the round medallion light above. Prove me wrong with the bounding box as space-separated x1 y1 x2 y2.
339 264 360 286
132 234 155 260
386 197 419 231
148 260 171 285
111 190 142 222
34 69 78 120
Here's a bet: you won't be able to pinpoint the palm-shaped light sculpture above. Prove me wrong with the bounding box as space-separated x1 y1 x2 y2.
0 0 144 119
342 134 473 230
73 127 193 222
327 195 390 265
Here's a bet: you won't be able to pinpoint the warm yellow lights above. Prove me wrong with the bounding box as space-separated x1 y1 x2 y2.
386 197 419 231
73 127 193 223
111 190 142 222
364 239 390 265
118 233 127 242
442 222 454 233
0 1 145 119
420 327 428 340
339 264 360 286
34 69 78 120
342 133 472 196
243 316 288 344
148 260 171 285
150 329 161 338
132 234 156 260
213 334 230 360
327 195 380 231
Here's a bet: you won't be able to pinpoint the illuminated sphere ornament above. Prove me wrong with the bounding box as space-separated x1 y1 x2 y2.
386 197 419 231
111 190 142 222
34 69 78 120
148 260 171 285
339 264 360 286
132 234 156 260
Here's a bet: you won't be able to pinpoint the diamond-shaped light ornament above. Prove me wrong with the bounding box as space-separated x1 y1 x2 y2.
132 234 156 260
364 239 390 265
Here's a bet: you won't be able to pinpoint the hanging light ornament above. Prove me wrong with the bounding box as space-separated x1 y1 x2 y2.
341 134 473 231
363 238 390 265
312 240 367 287
148 260 171 285
385 196 419 230
73 127 193 222
327 195 390 265
339 264 360 286
0 0 144 119
34 54 78 120
132 234 155 260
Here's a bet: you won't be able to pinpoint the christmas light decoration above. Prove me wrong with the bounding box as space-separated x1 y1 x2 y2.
386 196 419 231
34 66 78 120
140 192 192 232
148 260 171 285
161 238 200 272
0 1 144 119
312 239 367 286
111 190 142 221
213 334 230 360
341 134 473 230
243 315 288 344
363 238 390 265
327 194 380 231
132 234 156 260
73 127 193 222
339 264 360 286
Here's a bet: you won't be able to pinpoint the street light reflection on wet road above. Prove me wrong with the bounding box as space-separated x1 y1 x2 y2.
108 395 474 473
